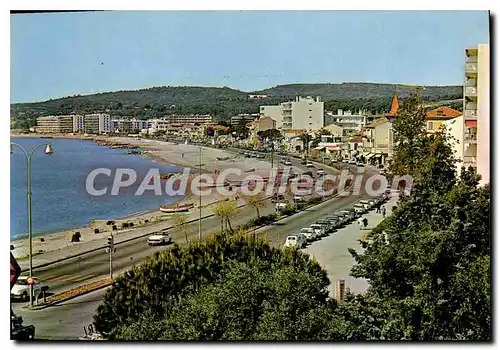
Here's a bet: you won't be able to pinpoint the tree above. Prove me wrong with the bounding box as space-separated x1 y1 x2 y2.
94 231 332 338
297 133 313 163
112 260 343 340
311 129 332 148
258 128 281 141
241 192 265 218
344 93 491 340
170 213 190 244
213 200 239 232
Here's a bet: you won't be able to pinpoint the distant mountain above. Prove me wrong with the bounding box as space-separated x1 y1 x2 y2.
10 83 462 129
253 82 462 101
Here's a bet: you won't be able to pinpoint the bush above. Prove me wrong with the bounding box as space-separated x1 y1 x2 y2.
71 233 80 242
94 228 100 234
112 225 117 231
129 222 134 227
122 223 129 228
94 232 328 337
106 220 115 225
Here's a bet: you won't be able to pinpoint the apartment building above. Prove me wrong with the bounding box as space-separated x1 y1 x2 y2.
73 115 84 133
230 113 259 126
259 105 283 129
112 119 132 133
281 96 324 132
463 44 490 185
130 118 149 132
36 115 74 134
324 109 375 135
164 114 213 125
82 113 111 134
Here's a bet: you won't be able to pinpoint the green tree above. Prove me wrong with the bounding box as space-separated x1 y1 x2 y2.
257 128 281 141
170 213 190 244
240 192 266 218
311 129 332 148
297 133 312 163
212 199 239 232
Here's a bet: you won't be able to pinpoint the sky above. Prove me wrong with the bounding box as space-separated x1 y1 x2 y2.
10 11 490 103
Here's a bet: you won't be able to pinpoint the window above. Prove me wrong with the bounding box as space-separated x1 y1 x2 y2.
427 121 434 130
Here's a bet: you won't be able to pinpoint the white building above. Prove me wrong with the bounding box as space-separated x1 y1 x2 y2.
463 44 490 185
73 115 84 133
259 105 283 129
324 109 375 135
130 118 149 131
260 96 324 133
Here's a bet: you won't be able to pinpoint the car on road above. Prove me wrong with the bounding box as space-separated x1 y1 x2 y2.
309 224 326 238
356 162 364 167
271 194 285 203
358 199 373 210
284 159 292 166
353 203 367 214
284 235 306 249
335 212 352 224
11 276 49 301
331 159 338 163
306 162 314 168
300 159 307 165
338 210 356 222
300 228 317 241
148 232 172 246
293 196 306 204
275 202 288 211
317 168 325 176
315 220 333 233
326 215 345 226
324 217 341 229
348 159 357 165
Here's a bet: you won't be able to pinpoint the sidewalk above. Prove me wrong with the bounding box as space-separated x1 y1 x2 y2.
304 195 398 297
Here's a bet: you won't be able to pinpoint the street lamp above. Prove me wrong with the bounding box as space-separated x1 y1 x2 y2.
11 141 53 306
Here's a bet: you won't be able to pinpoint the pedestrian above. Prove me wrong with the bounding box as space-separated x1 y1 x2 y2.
357 217 363 229
382 206 386 218
376 204 381 214
363 217 368 228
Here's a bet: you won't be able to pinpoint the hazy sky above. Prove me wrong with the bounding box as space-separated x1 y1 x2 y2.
11 11 489 103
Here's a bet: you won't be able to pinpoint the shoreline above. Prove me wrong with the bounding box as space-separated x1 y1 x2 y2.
10 134 280 260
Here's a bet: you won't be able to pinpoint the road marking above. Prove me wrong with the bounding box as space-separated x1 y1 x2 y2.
44 274 96 283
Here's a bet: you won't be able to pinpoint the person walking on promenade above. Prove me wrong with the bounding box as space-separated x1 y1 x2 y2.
357 217 363 229
382 206 386 218
362 217 368 228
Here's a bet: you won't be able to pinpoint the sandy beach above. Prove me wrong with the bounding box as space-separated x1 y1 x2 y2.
10 134 297 260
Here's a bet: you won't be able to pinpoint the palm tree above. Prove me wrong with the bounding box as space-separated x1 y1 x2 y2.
298 133 313 163
241 192 265 218
213 200 240 233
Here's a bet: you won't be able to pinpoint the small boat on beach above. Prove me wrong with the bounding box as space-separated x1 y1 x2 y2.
160 203 195 213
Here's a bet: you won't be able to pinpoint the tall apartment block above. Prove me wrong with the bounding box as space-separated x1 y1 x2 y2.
36 115 74 134
463 44 490 185
334 279 346 301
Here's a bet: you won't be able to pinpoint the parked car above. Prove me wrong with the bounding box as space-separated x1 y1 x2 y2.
284 235 305 248
148 232 172 246
309 224 326 237
359 199 373 210
315 220 333 233
300 228 317 241
353 203 367 214
356 162 364 167
326 214 345 226
284 159 292 166
11 277 49 301
317 168 325 176
348 159 357 164
343 208 360 219
336 212 352 223
306 162 314 168
338 210 355 222
324 217 341 229
300 160 307 165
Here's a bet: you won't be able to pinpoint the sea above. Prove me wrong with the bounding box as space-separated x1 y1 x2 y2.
10 137 183 239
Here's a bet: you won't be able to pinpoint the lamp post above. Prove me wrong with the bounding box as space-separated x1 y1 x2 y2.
11 141 53 307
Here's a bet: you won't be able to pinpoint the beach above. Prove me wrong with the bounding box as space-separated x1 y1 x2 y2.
10 135 296 261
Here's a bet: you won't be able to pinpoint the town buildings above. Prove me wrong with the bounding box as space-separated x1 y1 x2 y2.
81 113 111 134
259 105 283 129
230 113 259 126
463 43 490 185
324 109 375 135
163 114 213 125
36 115 74 134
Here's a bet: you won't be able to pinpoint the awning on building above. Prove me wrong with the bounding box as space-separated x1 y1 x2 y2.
465 120 477 128
374 154 383 159
327 145 340 151
366 153 375 160
314 146 326 150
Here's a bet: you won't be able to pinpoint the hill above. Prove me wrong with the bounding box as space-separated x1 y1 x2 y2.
10 83 462 129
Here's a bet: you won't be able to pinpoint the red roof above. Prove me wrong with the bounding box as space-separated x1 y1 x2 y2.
426 106 461 119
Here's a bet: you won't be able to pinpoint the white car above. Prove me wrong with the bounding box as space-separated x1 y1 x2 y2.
284 235 303 248
293 196 306 203
11 277 49 301
309 224 326 237
148 232 172 246
317 168 325 176
306 162 314 168
359 200 372 210
300 228 317 241
353 204 366 214
284 160 292 166
275 202 288 211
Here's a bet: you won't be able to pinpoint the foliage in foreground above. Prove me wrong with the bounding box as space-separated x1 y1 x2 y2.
93 232 328 337
113 260 343 340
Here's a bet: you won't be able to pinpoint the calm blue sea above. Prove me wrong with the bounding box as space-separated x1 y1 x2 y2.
10 138 183 239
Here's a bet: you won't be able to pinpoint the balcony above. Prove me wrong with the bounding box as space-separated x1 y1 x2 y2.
465 63 477 74
464 109 477 119
464 86 477 97
463 156 477 165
